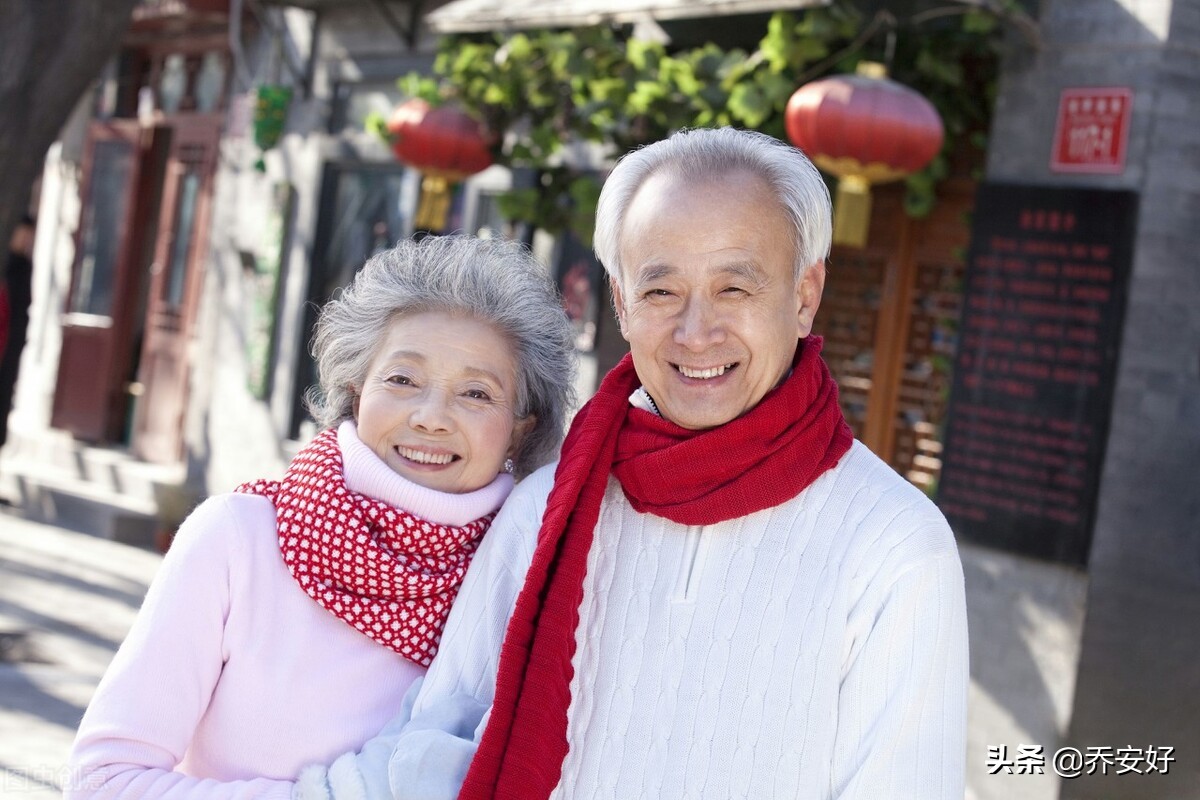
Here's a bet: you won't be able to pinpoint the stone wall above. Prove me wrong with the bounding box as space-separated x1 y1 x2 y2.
985 0 1200 796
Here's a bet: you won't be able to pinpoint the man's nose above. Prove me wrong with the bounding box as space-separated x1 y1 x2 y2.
674 296 725 350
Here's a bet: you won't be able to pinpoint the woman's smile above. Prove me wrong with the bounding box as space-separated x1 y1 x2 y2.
355 311 532 494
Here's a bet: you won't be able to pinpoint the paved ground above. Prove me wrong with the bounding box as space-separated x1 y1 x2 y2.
0 507 162 799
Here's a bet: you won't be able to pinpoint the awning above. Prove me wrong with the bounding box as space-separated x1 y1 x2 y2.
425 0 829 34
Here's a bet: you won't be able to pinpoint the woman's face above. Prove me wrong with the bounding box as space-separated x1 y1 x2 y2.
354 310 533 494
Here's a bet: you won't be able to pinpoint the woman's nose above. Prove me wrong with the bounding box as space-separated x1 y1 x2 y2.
408 389 454 433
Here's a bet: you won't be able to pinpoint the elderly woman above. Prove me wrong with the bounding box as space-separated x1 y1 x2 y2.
67 235 576 799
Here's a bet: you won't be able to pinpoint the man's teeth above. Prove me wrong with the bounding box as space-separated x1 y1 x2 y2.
678 364 730 379
399 447 454 465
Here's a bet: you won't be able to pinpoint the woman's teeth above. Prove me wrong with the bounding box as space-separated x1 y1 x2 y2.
399 447 455 465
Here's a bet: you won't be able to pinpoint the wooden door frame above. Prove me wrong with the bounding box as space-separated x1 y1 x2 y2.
51 120 160 442
861 214 920 464
130 112 222 463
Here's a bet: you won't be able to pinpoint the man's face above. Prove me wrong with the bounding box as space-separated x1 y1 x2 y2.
611 168 824 430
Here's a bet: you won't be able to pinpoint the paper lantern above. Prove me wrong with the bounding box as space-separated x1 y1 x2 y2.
387 99 494 231
785 62 943 247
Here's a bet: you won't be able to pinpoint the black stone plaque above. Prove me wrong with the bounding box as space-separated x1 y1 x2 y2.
936 183 1138 565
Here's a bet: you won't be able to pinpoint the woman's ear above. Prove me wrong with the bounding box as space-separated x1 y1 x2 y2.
509 414 537 457
350 388 361 421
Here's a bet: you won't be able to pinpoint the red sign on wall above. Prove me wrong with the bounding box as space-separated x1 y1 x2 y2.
1050 87 1133 174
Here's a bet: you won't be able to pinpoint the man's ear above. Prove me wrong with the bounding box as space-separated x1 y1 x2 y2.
610 276 631 340
796 260 826 338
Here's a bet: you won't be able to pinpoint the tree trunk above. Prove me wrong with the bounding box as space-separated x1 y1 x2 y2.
0 0 141 282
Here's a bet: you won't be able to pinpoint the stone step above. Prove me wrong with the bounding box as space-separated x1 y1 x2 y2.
0 432 185 550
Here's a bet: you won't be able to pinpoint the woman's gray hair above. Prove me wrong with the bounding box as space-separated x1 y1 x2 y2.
307 234 577 478
594 127 832 287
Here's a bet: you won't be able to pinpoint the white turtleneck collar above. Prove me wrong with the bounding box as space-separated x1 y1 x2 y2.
336 420 514 527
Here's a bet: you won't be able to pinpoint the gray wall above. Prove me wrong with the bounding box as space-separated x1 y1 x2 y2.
987 0 1200 796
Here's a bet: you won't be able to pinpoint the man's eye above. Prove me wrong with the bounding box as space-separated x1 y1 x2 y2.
644 288 673 298
722 286 747 295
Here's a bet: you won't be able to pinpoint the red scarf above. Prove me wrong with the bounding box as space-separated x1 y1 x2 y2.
236 428 493 667
460 336 853 800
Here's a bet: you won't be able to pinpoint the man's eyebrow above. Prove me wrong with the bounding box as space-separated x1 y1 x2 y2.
718 262 768 285
629 261 769 289
631 263 675 286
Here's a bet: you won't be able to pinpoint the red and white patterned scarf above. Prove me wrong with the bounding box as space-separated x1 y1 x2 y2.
236 428 493 666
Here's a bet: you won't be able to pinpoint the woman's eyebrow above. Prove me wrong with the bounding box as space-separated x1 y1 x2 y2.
461 366 506 386
380 350 425 363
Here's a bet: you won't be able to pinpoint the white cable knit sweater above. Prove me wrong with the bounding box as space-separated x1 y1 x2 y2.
348 439 968 800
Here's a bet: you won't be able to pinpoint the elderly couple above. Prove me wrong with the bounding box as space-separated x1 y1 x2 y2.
68 128 967 800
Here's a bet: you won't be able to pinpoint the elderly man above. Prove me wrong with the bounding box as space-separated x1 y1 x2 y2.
304 127 967 800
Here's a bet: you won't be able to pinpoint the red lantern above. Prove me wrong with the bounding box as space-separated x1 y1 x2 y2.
785 62 943 247
386 98 494 231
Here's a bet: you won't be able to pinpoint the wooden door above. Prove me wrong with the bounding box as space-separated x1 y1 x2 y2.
131 116 220 463
51 121 157 442
820 178 975 492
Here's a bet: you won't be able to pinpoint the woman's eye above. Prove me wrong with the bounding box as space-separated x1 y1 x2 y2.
464 389 492 401
386 374 414 386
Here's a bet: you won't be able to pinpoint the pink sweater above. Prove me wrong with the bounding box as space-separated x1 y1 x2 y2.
67 422 513 799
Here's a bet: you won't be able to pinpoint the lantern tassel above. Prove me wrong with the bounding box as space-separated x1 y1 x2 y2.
832 175 872 248
415 173 453 232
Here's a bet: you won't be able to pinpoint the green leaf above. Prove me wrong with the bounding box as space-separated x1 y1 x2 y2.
904 171 937 218
451 44 485 75
916 49 964 87
628 38 663 72
790 37 829 68
568 175 601 209
690 73 724 105
963 10 997 35
495 187 540 222
509 143 537 164
760 11 797 71
628 81 667 114
589 78 627 102
396 72 441 103
759 71 797 107
482 83 509 105
505 33 532 61
364 111 391 145
727 82 770 128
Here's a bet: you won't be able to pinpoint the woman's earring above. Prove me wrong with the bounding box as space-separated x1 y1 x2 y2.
503 458 514 474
